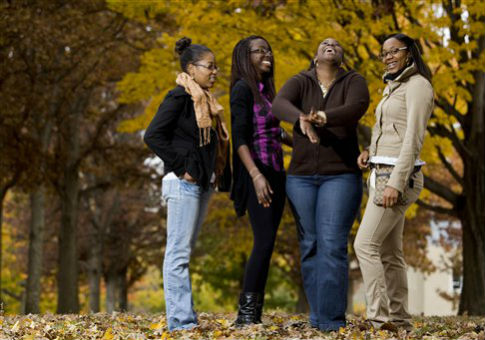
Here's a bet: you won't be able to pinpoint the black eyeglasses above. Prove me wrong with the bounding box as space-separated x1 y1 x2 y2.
379 47 408 60
250 48 272 56
193 63 219 72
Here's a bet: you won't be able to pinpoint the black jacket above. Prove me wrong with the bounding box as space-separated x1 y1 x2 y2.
144 86 231 191
229 79 255 216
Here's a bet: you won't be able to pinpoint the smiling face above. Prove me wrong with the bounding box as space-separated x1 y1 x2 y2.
249 38 273 79
381 37 410 74
186 52 218 89
315 38 344 66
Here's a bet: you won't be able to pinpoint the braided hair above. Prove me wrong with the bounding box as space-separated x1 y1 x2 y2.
230 35 275 105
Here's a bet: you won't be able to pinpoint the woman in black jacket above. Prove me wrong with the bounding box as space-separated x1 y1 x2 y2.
144 37 230 331
230 35 291 325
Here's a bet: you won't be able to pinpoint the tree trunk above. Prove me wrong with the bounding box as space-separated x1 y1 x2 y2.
87 227 102 313
57 170 80 313
56 99 82 313
118 267 128 312
105 271 117 313
459 68 485 315
0 192 4 307
295 285 308 313
459 212 485 315
24 187 45 313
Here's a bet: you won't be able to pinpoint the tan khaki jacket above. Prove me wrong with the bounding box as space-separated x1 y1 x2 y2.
369 64 434 193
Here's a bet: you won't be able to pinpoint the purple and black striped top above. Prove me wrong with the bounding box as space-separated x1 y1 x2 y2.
251 83 284 172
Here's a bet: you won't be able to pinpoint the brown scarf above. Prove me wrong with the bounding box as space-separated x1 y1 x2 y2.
176 72 228 146
175 72 230 182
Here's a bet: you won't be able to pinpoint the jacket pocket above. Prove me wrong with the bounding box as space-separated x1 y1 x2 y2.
392 123 403 142
290 130 315 165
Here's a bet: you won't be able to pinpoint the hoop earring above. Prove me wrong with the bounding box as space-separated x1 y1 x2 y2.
313 59 318 67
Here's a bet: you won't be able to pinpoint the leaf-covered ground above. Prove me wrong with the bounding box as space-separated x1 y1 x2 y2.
0 312 484 340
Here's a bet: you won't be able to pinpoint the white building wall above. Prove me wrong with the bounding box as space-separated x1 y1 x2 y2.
351 244 458 316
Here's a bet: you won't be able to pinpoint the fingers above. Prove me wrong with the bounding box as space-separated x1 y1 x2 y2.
309 114 325 127
254 176 272 207
261 184 272 205
357 155 369 169
307 128 320 144
383 193 397 208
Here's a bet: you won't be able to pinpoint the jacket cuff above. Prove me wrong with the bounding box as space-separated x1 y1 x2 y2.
386 175 405 194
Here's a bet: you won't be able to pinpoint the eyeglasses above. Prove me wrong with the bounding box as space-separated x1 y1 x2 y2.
250 48 273 56
378 47 408 60
193 63 219 72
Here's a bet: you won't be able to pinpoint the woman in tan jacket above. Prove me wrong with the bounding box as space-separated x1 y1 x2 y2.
354 33 434 331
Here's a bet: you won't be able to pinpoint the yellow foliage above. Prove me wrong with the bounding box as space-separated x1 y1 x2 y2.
106 0 484 287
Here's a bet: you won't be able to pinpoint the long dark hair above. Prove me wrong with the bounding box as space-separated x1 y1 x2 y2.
175 37 212 73
384 33 432 82
230 35 275 105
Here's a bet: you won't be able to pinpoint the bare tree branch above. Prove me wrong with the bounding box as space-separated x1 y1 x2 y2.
423 174 459 205
416 198 456 216
435 145 464 186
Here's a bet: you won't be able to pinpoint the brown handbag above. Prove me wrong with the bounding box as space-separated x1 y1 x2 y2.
373 164 408 206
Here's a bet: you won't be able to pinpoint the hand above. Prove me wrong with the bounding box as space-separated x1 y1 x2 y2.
308 108 326 127
357 150 370 170
299 115 320 144
383 186 399 208
182 172 196 183
252 173 273 208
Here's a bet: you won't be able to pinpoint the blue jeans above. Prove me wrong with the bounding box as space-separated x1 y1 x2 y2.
286 173 362 331
161 176 212 331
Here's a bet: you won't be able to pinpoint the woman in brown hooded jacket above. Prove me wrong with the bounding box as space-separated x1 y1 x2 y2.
272 37 369 331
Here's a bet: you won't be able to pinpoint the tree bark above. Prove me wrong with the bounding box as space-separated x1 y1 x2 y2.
56 96 83 313
295 285 309 313
459 211 485 315
105 270 118 313
57 169 80 313
118 267 128 312
0 192 4 307
87 191 103 313
24 187 45 313
458 67 485 315
87 228 102 313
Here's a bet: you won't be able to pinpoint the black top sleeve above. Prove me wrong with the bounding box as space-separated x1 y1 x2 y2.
143 90 187 176
230 80 254 151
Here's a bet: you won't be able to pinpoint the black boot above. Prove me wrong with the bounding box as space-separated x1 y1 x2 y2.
254 293 264 323
235 292 262 325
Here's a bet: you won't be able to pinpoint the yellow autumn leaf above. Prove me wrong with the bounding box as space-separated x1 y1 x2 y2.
215 318 230 327
161 331 172 340
212 330 223 338
102 327 114 340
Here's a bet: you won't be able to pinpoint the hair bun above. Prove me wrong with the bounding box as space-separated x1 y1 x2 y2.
175 37 192 56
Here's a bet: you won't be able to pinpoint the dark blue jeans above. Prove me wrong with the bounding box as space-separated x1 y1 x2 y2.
286 173 362 331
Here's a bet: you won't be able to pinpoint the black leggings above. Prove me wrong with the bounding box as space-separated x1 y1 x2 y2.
242 164 286 293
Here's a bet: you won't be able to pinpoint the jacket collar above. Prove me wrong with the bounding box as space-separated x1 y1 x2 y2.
300 67 354 85
383 63 417 83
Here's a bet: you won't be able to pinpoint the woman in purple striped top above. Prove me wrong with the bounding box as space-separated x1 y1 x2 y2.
230 35 292 325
